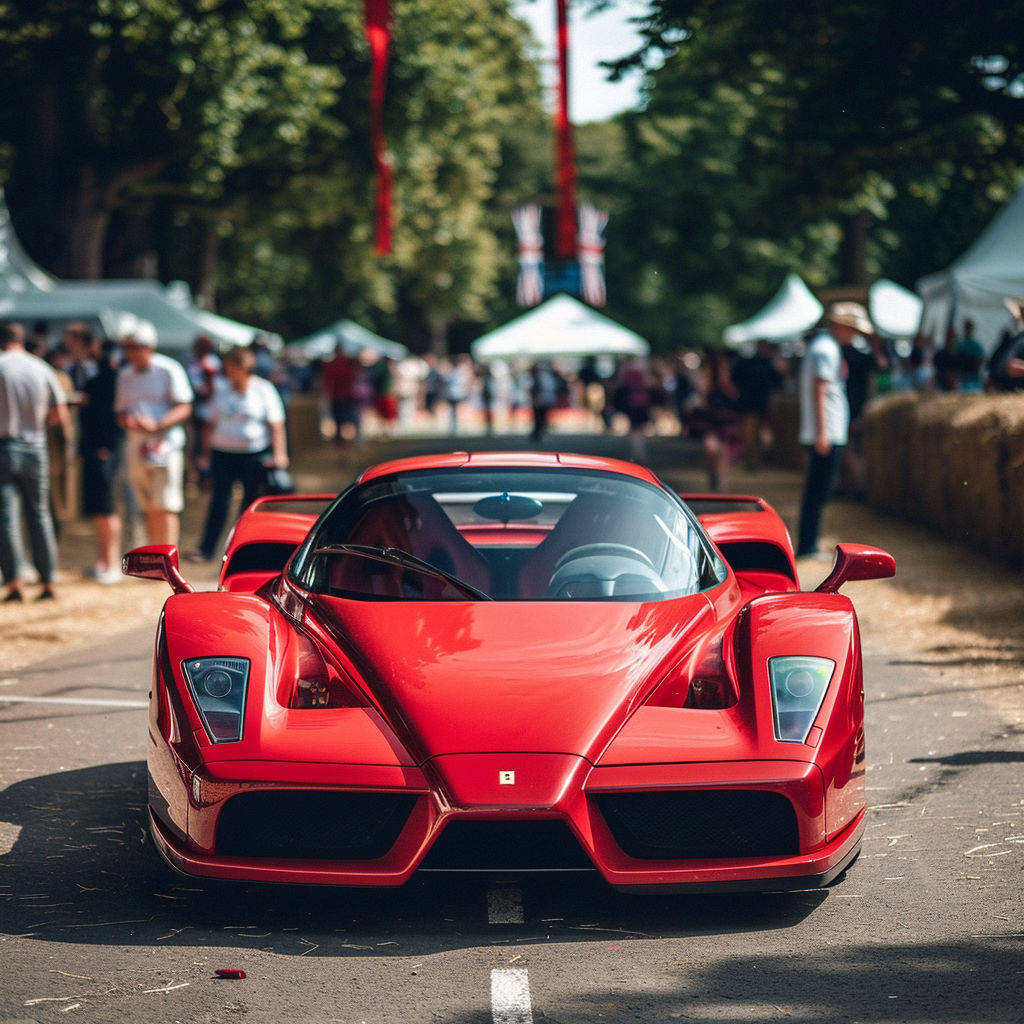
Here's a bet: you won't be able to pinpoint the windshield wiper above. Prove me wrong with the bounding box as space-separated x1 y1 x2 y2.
312 544 493 601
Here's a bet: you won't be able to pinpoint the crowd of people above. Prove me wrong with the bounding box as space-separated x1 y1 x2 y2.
315 337 789 491
0 317 292 600
3 300 1022 599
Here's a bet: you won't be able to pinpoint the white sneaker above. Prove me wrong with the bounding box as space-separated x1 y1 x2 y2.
97 567 123 585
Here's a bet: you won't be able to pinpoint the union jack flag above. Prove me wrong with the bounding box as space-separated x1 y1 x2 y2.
577 202 609 308
512 204 545 307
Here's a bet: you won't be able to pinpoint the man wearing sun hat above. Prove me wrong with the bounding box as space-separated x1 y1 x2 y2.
796 300 874 559
113 316 193 547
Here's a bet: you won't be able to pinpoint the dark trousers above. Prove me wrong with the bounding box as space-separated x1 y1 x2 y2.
796 444 844 557
0 437 58 586
531 405 551 442
199 449 268 559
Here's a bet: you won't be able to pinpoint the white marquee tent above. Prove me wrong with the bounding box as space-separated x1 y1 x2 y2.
0 192 275 353
289 319 408 362
868 278 923 339
723 273 823 346
471 294 649 362
917 184 1024 351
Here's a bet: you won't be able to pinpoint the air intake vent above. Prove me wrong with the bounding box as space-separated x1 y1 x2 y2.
216 791 417 861
596 790 799 860
420 820 594 871
224 542 298 577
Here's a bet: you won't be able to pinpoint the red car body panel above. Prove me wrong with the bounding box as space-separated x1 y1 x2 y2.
216 494 334 591
137 452 890 893
312 595 713 760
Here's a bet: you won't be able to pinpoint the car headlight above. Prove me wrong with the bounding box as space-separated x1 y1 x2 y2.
181 657 250 743
768 656 835 743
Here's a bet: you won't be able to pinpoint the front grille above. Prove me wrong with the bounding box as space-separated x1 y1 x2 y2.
596 790 799 860
216 791 417 861
419 820 595 871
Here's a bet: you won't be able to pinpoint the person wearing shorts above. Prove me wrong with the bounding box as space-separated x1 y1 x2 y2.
113 319 193 546
79 338 126 582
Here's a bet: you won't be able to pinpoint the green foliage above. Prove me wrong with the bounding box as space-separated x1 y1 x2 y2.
598 0 1024 349
0 0 544 346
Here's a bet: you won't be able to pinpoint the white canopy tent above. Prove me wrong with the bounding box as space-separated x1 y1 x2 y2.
868 278 923 339
471 294 649 362
723 273 823 346
917 184 1024 351
0 190 276 354
289 319 408 362
0 279 268 354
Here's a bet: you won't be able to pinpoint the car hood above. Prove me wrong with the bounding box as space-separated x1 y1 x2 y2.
311 595 713 763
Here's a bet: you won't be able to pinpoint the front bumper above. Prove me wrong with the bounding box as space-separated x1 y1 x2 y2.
148 753 864 891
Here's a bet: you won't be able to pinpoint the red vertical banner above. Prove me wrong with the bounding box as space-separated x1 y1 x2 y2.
554 0 577 260
365 0 392 255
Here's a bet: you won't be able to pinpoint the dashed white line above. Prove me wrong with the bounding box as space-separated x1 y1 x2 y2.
0 696 147 709
491 968 533 1024
488 887 524 924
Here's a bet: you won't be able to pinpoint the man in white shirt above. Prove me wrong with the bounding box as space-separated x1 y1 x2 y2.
796 301 873 558
0 321 71 601
113 319 193 546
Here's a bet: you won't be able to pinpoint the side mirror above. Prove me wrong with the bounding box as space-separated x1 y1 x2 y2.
122 545 195 595
814 543 895 594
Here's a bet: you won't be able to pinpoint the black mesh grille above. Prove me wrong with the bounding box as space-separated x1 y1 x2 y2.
216 791 417 861
596 790 799 860
420 820 594 871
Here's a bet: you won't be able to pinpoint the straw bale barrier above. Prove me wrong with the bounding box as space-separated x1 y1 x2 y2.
287 393 324 451
767 391 804 470
863 392 1024 564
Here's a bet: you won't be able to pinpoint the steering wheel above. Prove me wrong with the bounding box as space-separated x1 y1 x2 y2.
552 543 656 573
548 543 665 598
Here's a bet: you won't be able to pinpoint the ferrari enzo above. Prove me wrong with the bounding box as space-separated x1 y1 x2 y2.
126 451 894 892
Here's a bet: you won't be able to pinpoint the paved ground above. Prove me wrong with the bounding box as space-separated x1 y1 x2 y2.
2 429 1024 1023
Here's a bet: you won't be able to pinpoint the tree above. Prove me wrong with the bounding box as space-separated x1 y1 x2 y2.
595 0 1024 347
634 0 1024 282
0 0 545 349
0 0 356 280
212 0 546 347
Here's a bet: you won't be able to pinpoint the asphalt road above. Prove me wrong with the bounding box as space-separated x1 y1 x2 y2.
1 435 1023 1023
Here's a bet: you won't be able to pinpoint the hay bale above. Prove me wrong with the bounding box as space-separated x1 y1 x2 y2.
865 391 1024 566
993 397 1024 564
942 398 1005 555
864 393 919 515
767 391 803 470
286 393 326 454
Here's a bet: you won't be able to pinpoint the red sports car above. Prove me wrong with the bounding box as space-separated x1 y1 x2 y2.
126 451 894 892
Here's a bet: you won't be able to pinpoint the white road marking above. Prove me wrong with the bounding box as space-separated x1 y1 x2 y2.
0 696 147 709
488 887 525 924
491 968 533 1024
0 821 22 855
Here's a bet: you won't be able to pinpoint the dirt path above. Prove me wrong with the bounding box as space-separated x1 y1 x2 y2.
4 438 1022 732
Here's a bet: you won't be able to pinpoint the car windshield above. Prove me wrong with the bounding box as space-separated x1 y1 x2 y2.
293 467 726 602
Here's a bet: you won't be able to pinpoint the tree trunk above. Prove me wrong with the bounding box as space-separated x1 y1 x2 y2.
840 210 870 288
57 158 166 279
60 168 110 279
194 220 221 311
429 315 451 356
